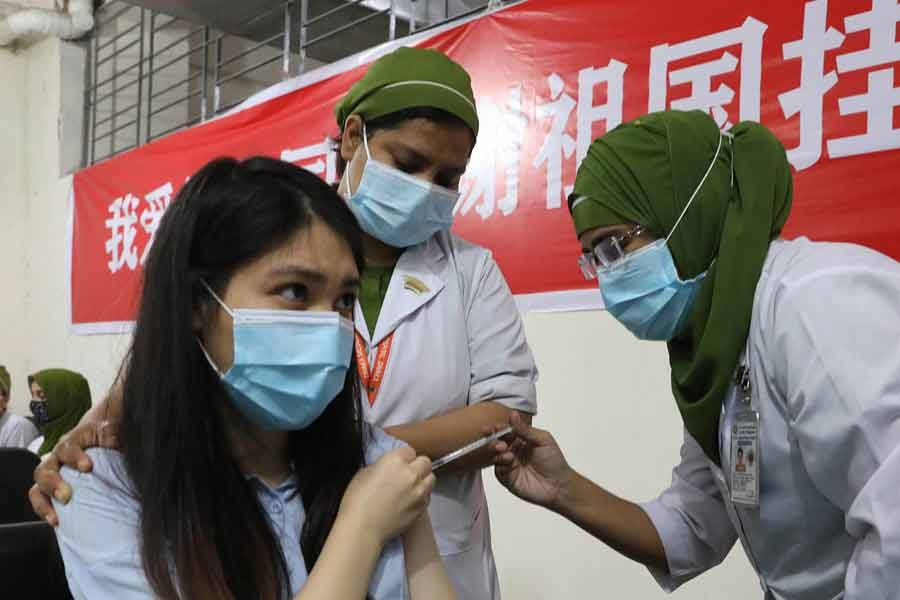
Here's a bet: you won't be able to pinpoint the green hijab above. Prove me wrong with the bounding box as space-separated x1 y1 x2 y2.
570 110 792 462
0 366 9 395
29 369 91 456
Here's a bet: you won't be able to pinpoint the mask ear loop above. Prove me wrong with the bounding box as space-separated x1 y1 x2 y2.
721 129 735 188
361 121 372 160
665 131 725 244
201 279 234 318
196 279 231 377
343 121 371 198
196 339 225 377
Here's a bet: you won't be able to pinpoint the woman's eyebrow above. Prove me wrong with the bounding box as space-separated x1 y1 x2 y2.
269 265 360 290
266 265 327 284
383 141 429 164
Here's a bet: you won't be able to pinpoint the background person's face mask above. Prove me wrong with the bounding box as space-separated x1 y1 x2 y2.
342 123 457 248
30 399 50 425
595 132 729 341
198 282 353 431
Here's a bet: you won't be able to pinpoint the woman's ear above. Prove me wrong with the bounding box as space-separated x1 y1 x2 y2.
340 115 364 162
193 299 210 334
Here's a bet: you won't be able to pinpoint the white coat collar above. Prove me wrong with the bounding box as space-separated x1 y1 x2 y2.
354 236 446 347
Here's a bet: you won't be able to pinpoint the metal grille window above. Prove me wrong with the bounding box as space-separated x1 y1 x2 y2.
84 0 511 165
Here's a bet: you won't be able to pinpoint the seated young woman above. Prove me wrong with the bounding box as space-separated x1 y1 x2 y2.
52 157 455 600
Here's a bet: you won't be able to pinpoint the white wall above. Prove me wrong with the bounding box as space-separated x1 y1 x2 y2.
0 37 29 409
0 36 759 599
0 37 130 416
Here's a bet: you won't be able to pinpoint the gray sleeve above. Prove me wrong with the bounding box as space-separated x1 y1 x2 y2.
7 417 40 448
639 431 737 591
464 254 538 414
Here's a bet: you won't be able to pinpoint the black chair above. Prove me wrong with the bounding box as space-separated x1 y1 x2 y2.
0 521 74 600
0 448 40 525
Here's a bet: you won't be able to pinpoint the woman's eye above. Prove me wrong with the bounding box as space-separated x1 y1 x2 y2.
335 293 356 311
437 177 460 191
279 284 307 302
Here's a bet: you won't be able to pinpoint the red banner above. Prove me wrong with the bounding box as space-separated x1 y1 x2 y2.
71 0 900 331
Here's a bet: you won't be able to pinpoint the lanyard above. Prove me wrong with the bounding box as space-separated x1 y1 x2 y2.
354 331 395 407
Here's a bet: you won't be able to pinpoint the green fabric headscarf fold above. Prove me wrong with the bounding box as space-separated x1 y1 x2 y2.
0 366 9 395
570 110 792 462
334 46 479 137
29 369 91 456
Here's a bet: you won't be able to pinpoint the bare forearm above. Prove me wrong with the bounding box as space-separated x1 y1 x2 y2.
79 381 123 427
295 513 382 600
403 514 456 599
554 471 668 573
80 398 113 426
385 402 530 473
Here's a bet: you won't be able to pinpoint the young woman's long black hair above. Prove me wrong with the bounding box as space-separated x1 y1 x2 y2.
118 156 367 600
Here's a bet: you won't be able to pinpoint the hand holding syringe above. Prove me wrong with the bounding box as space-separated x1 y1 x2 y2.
431 426 513 471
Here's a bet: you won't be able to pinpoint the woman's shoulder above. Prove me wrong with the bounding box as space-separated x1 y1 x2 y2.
55 448 139 527
60 447 131 483
54 449 151 598
363 425 408 465
53 449 146 597
762 238 900 288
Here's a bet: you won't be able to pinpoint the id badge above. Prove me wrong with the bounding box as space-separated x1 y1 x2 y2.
730 409 760 507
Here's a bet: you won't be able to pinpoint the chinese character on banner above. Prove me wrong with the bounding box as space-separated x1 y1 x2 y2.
281 137 338 184
104 193 140 274
457 98 498 220
649 16 768 129
533 62 628 212
576 60 628 164
457 85 528 219
827 0 900 159
498 85 529 217
778 0 845 170
533 73 577 210
139 182 174 264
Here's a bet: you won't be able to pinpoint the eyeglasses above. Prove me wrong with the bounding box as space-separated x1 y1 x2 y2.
578 225 646 279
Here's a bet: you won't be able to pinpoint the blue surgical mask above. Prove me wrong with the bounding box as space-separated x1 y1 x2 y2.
598 239 707 340
594 132 730 341
198 282 353 431
342 124 458 248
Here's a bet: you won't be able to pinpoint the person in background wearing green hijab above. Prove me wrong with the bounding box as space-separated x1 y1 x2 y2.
27 369 91 456
0 365 40 448
31 47 537 600
491 110 900 599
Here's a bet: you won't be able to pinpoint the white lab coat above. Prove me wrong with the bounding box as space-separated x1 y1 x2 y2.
354 230 538 600
641 237 900 599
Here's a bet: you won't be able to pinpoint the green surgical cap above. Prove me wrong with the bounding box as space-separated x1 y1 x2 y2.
334 47 479 137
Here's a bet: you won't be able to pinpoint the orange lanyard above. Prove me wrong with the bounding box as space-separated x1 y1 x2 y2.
354 331 395 407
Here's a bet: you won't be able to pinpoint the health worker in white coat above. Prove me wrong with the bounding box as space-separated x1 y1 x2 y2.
492 110 900 600
332 47 537 600
30 47 538 600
